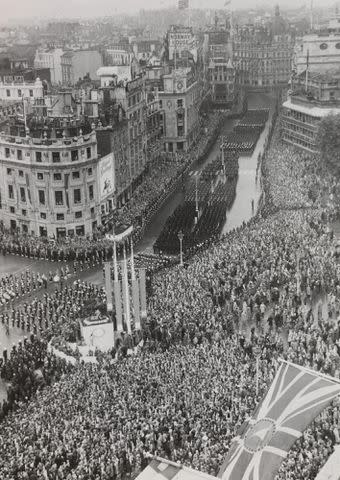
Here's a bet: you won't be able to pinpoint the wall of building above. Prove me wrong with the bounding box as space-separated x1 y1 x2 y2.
295 34 340 74
0 78 44 101
0 130 101 237
34 49 64 84
73 51 103 83
160 71 200 152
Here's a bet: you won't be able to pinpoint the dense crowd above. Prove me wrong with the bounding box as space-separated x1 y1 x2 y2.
0 112 223 264
1 105 340 480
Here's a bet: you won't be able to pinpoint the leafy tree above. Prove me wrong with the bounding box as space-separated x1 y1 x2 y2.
317 114 340 171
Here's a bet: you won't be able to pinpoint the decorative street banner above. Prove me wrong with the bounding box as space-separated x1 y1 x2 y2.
113 280 123 332
218 360 340 480
132 278 141 330
139 268 147 319
106 225 133 243
99 153 115 201
104 262 113 312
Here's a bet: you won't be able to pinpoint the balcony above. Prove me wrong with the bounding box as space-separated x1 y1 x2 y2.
0 130 97 149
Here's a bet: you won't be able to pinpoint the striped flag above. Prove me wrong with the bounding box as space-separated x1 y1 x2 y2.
218 360 340 480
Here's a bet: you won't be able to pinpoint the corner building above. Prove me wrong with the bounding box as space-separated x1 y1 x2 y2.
0 123 102 238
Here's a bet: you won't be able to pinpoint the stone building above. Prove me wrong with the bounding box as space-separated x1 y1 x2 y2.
159 67 200 152
281 69 340 152
233 6 294 89
0 118 102 237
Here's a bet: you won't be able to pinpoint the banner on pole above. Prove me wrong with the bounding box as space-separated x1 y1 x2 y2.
132 278 141 330
139 268 147 319
114 281 123 332
104 263 113 312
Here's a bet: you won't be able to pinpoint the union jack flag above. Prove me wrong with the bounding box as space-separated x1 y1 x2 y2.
218 361 340 480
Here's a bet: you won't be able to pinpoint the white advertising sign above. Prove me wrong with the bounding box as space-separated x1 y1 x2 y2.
99 153 115 201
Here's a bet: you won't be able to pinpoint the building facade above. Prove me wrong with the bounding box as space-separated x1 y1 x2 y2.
99 74 147 188
34 48 64 85
159 67 200 152
233 26 294 88
0 78 44 101
167 25 196 61
281 70 340 152
0 123 102 237
203 27 236 106
295 33 340 74
61 50 103 86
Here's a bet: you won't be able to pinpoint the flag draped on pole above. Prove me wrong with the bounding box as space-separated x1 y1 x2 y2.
218 360 340 480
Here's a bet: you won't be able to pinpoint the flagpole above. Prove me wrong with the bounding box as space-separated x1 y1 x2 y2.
130 237 135 281
305 49 309 93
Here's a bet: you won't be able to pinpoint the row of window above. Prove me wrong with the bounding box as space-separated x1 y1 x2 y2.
7 185 94 204
7 206 88 221
6 167 93 180
4 147 92 162
159 99 184 109
5 88 34 97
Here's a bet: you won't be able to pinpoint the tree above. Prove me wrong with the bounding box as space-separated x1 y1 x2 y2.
317 114 340 171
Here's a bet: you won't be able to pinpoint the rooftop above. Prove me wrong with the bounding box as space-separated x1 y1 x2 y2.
296 69 340 84
283 98 340 118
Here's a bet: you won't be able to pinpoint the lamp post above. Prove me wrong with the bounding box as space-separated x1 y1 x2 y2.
177 230 184 267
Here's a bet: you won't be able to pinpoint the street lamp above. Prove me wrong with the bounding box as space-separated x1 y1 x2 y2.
177 230 184 267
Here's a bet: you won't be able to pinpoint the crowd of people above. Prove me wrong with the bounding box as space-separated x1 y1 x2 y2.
0 112 224 265
1 102 340 480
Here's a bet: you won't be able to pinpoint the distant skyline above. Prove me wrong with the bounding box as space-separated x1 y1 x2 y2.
0 0 335 22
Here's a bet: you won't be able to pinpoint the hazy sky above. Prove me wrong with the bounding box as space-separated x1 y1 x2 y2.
0 0 331 22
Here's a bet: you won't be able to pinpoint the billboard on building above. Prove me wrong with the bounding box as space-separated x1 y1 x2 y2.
99 153 115 201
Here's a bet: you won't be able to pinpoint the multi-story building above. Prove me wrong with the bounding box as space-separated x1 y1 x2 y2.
96 114 130 217
281 69 340 152
145 89 164 162
203 26 236 106
99 74 147 188
0 118 102 237
233 7 294 89
0 100 22 128
34 48 64 85
104 48 132 66
61 50 103 86
0 78 44 102
159 67 201 152
295 32 340 74
167 25 196 62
